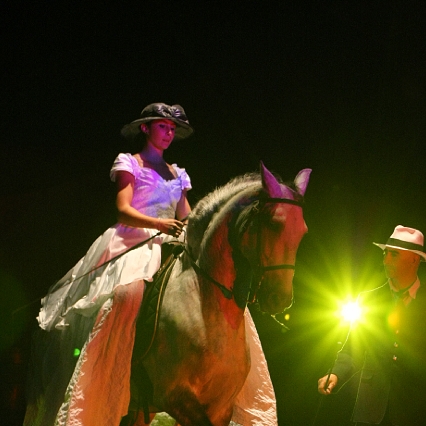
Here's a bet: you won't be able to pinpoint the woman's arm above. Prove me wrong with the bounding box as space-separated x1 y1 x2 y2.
115 171 158 228
176 189 191 222
115 170 185 236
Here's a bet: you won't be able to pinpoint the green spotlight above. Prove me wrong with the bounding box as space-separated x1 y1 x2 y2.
340 300 362 324
73 348 81 357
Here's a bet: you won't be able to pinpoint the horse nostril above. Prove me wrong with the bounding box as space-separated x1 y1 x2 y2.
265 292 293 314
267 293 280 307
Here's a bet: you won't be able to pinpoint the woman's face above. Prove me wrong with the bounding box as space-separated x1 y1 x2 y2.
142 119 177 150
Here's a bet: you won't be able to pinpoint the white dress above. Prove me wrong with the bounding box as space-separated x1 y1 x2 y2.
38 153 191 332
24 153 191 426
24 153 277 426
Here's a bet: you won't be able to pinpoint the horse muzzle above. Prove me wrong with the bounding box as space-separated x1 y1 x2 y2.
258 291 293 315
255 272 294 315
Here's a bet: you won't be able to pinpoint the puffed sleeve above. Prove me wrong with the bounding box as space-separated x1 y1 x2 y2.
172 164 192 191
110 153 136 182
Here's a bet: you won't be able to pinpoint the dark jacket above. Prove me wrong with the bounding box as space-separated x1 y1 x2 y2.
331 281 426 425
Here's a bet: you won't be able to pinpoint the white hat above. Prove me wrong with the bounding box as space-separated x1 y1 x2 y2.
373 225 426 261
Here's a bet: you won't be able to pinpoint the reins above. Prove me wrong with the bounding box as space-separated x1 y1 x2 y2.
13 193 301 315
183 196 303 304
13 214 192 316
11 231 163 316
184 248 234 299
70 231 163 282
74 211 191 283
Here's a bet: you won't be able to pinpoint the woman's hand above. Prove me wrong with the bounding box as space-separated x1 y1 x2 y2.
156 218 184 237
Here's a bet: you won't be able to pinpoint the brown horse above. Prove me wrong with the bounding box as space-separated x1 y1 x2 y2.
129 162 311 426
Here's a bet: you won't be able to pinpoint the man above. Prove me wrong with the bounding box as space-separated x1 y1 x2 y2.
318 225 426 425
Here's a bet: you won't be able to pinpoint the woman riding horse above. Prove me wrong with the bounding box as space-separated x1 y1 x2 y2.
23 104 306 426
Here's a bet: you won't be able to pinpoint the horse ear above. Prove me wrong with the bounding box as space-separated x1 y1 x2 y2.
294 168 312 196
260 161 291 198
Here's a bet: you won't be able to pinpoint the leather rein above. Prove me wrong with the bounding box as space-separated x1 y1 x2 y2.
184 196 303 303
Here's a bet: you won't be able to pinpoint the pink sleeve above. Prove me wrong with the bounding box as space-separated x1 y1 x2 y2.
109 153 136 182
180 169 192 191
171 164 192 190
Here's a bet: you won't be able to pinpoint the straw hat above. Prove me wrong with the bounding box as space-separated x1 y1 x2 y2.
373 225 426 261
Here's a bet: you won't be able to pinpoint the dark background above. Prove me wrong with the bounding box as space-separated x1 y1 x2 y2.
1 1 426 425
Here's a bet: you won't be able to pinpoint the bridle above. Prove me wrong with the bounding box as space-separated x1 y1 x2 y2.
185 196 304 304
248 197 303 303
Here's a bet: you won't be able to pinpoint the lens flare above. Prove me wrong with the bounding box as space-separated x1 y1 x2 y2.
340 300 362 324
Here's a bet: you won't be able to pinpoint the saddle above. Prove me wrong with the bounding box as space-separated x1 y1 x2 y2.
133 240 185 361
123 242 185 425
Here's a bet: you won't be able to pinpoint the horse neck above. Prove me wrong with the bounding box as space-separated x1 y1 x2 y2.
186 179 260 259
186 181 262 330
197 211 249 330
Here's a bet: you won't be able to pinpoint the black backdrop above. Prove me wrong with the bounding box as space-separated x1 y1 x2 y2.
1 2 426 425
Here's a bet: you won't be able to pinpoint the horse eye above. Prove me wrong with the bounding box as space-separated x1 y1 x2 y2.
266 218 282 231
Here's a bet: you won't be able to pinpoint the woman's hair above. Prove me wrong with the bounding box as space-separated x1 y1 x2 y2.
121 123 147 151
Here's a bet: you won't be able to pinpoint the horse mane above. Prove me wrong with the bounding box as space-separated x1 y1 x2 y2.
186 170 300 259
186 173 262 259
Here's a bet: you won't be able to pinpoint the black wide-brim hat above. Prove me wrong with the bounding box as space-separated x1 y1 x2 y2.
121 103 194 140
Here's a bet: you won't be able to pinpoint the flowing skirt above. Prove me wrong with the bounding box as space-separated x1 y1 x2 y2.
24 224 277 426
231 311 278 426
37 224 171 332
24 224 177 426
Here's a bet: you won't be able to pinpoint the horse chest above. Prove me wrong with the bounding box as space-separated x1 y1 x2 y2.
143 273 249 417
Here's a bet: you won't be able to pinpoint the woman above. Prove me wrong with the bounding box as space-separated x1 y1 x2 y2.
24 103 194 426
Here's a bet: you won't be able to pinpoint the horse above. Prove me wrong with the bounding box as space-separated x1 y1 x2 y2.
128 162 311 426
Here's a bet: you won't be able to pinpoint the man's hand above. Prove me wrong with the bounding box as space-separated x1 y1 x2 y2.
318 373 338 395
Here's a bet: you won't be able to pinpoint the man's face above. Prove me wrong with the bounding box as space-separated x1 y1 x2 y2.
383 247 418 282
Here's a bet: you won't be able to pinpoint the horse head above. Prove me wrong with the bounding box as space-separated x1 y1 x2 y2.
235 162 311 315
186 162 310 318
